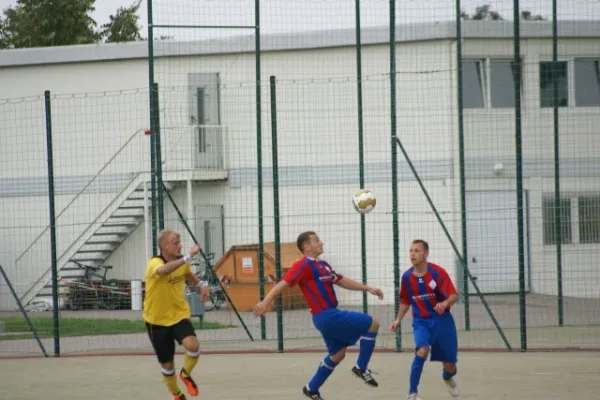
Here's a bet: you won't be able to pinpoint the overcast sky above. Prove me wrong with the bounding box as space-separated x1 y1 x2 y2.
0 0 598 40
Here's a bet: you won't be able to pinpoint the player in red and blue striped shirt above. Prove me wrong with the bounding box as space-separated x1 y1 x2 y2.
253 231 384 400
389 240 460 400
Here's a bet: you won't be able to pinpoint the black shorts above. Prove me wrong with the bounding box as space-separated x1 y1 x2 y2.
145 319 197 363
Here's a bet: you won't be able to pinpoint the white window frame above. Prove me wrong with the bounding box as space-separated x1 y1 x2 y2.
539 56 600 109
573 57 600 108
543 194 600 246
462 57 524 110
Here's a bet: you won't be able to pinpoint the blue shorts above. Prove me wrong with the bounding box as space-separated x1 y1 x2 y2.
413 312 458 363
312 308 373 355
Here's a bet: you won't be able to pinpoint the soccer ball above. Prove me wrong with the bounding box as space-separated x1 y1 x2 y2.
352 189 376 214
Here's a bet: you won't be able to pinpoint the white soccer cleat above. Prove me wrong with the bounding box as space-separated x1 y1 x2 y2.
444 377 460 397
407 393 422 400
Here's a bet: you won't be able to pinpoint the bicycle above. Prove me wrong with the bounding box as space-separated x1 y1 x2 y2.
67 261 123 310
189 255 227 312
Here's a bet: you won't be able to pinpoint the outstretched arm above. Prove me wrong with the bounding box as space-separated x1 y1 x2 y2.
335 277 383 299
252 280 290 316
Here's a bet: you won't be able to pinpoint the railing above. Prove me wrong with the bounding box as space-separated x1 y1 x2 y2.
15 129 150 303
160 124 228 171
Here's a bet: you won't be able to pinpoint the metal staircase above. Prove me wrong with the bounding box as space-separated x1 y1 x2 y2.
16 129 151 307
27 178 150 304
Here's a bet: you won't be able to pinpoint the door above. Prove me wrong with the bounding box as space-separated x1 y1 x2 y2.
194 205 225 278
187 73 222 169
465 191 530 294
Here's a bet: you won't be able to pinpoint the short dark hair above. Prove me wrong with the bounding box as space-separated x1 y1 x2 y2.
297 231 317 252
412 239 429 252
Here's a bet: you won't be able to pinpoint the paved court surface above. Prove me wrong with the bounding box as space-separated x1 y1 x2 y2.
1 352 599 399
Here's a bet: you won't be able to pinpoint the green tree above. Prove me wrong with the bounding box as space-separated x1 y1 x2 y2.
0 0 99 49
461 5 504 20
521 10 546 21
461 5 546 21
100 0 143 43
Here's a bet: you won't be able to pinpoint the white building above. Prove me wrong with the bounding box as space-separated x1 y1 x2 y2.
0 21 599 311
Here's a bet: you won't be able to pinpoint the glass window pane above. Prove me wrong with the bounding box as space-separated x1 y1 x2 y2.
579 196 600 244
462 60 484 108
539 61 568 108
575 60 600 107
491 60 518 108
543 197 572 245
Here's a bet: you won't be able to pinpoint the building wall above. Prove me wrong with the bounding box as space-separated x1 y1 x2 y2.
456 37 600 299
1 32 598 309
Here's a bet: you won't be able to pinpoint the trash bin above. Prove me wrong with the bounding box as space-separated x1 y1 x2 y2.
185 293 205 329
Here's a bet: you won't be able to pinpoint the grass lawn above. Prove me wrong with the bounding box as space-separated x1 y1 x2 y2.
0 317 233 341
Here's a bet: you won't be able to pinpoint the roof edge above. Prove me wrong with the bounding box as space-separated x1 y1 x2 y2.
1 20 598 68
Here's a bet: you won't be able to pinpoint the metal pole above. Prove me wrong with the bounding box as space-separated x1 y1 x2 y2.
355 0 368 315
0 264 48 357
44 90 60 357
162 183 255 341
389 0 401 352
270 76 284 353
255 0 267 341
147 0 158 254
513 0 527 352
551 0 563 328
153 83 165 231
455 0 470 331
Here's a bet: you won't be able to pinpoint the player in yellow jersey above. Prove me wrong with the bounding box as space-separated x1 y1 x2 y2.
144 229 210 400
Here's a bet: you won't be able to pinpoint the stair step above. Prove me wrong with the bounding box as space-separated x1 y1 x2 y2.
70 256 106 263
94 231 128 236
60 267 88 272
76 249 113 254
85 240 121 246
102 222 139 227
118 205 145 210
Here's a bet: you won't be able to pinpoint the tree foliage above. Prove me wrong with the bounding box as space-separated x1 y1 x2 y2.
461 4 546 21
100 0 143 43
0 0 143 49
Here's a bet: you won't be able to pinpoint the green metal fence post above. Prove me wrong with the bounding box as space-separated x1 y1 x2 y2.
147 0 158 254
255 0 267 341
552 0 563 328
455 0 471 332
153 82 165 231
355 0 368 315
389 0 401 352
270 76 284 353
513 0 527 352
44 90 60 357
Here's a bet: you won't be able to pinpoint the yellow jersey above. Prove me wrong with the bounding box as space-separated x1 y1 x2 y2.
143 256 192 326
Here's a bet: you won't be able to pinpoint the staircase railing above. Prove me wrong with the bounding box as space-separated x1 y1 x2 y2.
15 129 149 303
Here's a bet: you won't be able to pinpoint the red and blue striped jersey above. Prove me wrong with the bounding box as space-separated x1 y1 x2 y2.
400 263 458 319
282 257 343 315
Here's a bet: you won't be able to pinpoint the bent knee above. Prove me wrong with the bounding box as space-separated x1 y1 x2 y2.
330 348 346 363
416 346 430 358
369 317 380 332
182 337 200 353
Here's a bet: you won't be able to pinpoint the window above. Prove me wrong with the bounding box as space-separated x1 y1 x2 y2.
578 196 600 244
462 60 485 108
575 59 600 107
539 61 568 108
543 195 600 245
461 58 522 109
490 60 520 108
543 197 572 245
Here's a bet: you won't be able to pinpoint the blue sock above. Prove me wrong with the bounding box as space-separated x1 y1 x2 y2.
307 355 338 392
357 331 377 370
443 365 457 381
409 355 426 394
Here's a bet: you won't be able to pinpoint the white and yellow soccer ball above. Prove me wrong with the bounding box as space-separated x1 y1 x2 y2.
352 189 376 214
